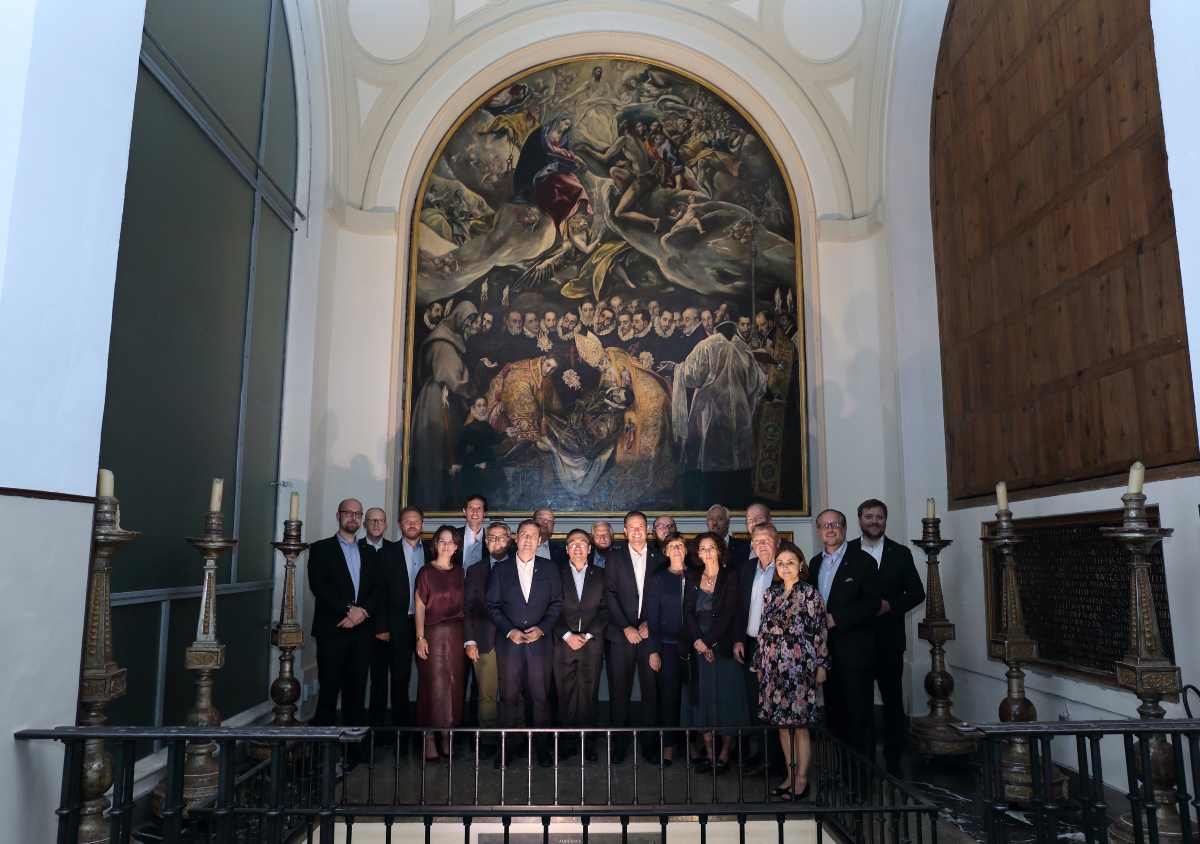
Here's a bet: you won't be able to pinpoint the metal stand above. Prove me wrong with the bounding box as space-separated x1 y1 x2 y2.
249 517 308 760
910 517 975 757
78 494 139 844
982 506 1065 802
1103 493 1189 843
154 509 236 814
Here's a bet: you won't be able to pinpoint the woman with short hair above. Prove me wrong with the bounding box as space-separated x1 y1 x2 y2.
414 524 466 760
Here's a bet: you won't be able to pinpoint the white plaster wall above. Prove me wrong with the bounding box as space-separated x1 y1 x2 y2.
885 0 1200 786
0 0 145 496
0 2 145 840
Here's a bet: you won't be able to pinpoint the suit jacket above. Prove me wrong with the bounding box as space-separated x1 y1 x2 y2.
487 555 563 639
554 561 607 640
807 546 881 670
735 555 776 646
726 536 752 569
536 538 568 566
603 544 663 642
308 535 381 639
683 566 742 657
464 555 504 654
369 537 430 639
849 536 926 653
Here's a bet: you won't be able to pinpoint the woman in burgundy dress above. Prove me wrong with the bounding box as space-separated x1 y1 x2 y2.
414 525 466 760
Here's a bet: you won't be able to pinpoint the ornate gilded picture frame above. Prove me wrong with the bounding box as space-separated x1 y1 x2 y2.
400 55 808 517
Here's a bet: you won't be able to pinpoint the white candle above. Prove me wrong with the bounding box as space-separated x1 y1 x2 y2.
1128 461 1145 495
289 491 300 521
97 468 114 498
926 497 936 519
995 481 1008 511
209 478 224 512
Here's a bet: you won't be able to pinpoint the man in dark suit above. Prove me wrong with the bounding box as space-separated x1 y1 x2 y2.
307 498 379 741
809 508 883 763
555 529 607 759
464 520 511 756
603 510 662 763
588 519 614 568
361 508 399 740
368 505 428 737
488 519 563 767
849 498 926 775
533 507 568 564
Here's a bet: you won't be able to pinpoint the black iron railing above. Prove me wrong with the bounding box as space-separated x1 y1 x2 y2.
962 719 1200 844
16 724 937 844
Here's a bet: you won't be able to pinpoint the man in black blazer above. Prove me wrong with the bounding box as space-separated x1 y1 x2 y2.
555 529 608 759
849 498 926 775
307 498 379 738
464 520 511 755
488 519 563 766
368 505 429 737
361 508 398 738
809 508 883 763
603 510 662 763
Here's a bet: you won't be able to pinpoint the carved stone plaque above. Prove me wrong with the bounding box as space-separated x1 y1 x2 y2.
981 508 1175 688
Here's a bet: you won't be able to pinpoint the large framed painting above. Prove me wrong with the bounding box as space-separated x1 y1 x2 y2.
400 55 808 517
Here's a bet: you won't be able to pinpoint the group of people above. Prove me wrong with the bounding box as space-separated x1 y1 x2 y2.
307 495 924 799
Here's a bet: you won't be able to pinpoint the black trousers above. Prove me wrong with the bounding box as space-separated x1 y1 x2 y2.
497 637 553 729
742 637 784 766
553 637 603 727
368 617 416 728
825 662 875 762
652 642 685 749
875 647 906 765
606 637 658 743
314 628 372 728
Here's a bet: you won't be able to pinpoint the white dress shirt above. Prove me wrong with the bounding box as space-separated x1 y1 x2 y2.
860 535 884 567
818 542 848 605
746 560 776 638
516 554 536 602
630 544 648 617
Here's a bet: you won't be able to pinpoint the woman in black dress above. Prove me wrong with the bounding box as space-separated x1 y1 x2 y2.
645 533 689 765
685 531 747 773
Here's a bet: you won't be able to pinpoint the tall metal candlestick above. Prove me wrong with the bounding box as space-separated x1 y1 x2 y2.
250 516 309 760
981 504 1064 802
78 489 140 844
1102 492 1184 843
910 516 974 757
154 508 237 814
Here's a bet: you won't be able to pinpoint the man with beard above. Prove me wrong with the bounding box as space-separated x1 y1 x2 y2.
848 498 925 776
309 499 379 751
489 310 536 369
555 311 580 354
651 514 677 555
423 302 444 332
589 520 614 568
735 314 753 346
643 309 679 375
626 308 653 362
700 309 715 335
466 310 499 390
752 309 776 352
677 307 706 358
612 311 635 349
594 305 617 345
523 310 540 342
464 521 513 758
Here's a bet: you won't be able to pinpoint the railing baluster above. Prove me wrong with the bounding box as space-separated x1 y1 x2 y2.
266 742 287 844
1139 732 1161 844
160 739 187 842
107 738 136 844
54 738 83 844
1123 733 1145 844
1171 732 1192 844
319 740 337 844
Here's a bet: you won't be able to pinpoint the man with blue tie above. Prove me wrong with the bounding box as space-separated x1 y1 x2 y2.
808 509 882 762
307 499 379 738
488 519 563 767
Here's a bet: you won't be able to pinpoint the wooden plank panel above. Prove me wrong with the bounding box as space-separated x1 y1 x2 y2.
931 0 1198 503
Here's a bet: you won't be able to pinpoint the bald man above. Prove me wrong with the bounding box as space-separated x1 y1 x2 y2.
308 498 381 744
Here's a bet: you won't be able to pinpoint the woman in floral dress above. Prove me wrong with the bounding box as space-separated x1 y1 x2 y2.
752 541 829 799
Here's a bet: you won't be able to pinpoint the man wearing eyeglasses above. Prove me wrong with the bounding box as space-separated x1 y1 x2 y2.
361 507 400 740
808 509 882 764
308 499 380 750
554 529 608 760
